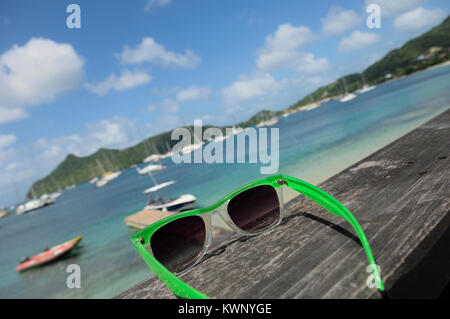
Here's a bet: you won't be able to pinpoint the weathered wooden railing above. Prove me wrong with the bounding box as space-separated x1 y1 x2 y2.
116 109 450 299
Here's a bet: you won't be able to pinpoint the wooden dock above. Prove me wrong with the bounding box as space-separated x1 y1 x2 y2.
124 209 174 230
116 109 450 299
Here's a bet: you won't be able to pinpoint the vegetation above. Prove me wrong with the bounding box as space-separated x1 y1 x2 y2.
289 15 450 110
28 15 450 198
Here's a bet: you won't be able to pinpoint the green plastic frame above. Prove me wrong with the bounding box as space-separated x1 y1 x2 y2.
131 174 384 299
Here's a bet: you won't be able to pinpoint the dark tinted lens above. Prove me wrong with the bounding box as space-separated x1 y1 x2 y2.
151 216 205 273
228 185 280 232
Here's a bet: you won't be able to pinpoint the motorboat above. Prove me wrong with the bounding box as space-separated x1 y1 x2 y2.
16 197 54 215
144 193 196 212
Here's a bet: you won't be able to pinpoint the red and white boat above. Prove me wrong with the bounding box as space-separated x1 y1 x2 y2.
16 236 82 272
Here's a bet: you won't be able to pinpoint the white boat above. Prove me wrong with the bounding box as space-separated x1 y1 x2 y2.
89 177 99 184
210 133 229 143
143 154 164 163
143 181 176 194
340 93 357 102
49 191 62 200
95 159 122 187
356 73 376 94
104 171 122 181
144 194 196 212
180 142 204 155
96 171 122 188
137 163 164 175
96 178 109 188
357 85 376 94
340 78 357 103
229 126 244 135
16 197 54 215
256 118 279 128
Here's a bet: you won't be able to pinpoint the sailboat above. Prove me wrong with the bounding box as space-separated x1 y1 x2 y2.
137 163 165 175
95 159 121 188
356 73 376 94
339 78 357 103
256 117 279 128
179 123 204 155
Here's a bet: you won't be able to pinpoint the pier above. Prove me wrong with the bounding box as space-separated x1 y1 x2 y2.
116 109 450 299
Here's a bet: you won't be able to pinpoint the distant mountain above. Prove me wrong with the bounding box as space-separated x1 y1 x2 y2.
28 16 450 198
288 15 450 110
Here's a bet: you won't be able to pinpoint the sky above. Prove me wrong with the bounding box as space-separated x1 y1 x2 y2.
0 0 449 205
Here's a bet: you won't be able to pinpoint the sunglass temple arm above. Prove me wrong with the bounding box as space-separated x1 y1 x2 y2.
279 175 385 292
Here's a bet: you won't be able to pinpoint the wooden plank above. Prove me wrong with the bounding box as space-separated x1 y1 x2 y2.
116 109 450 299
124 209 174 230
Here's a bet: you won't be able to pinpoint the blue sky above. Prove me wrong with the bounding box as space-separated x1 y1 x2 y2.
0 0 448 204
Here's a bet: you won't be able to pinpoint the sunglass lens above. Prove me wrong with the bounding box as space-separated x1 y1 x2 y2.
151 216 205 273
228 185 280 233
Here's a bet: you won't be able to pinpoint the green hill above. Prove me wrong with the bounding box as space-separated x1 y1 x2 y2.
28 15 450 198
288 15 450 110
28 127 208 197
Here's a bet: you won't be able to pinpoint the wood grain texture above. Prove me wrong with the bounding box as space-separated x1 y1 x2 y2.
116 109 450 299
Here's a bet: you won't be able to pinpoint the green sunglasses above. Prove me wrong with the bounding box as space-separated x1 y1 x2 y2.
131 174 384 299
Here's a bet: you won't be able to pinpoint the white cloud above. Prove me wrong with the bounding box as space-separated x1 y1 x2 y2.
0 134 16 149
365 0 427 18
296 53 331 74
256 23 329 74
176 87 211 102
0 116 140 202
119 37 201 68
321 6 362 35
257 24 313 70
85 69 151 95
393 7 447 33
222 73 279 103
0 38 84 124
339 30 381 52
145 0 171 12
149 86 211 113
34 117 138 160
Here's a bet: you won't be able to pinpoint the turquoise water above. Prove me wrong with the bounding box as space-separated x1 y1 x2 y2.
0 65 449 298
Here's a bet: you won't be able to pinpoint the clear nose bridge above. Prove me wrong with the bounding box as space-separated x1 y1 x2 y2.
203 185 286 255
204 203 242 253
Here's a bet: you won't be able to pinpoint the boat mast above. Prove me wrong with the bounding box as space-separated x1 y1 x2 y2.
342 78 349 94
11 178 22 203
96 159 106 175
